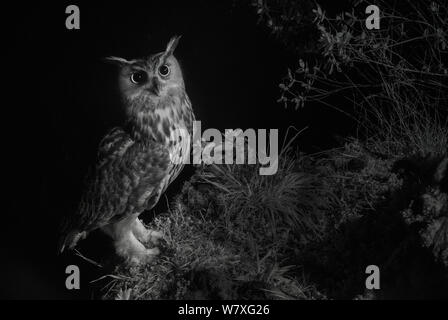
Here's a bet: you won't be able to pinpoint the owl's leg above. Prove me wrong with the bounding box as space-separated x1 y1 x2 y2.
102 216 159 265
132 217 163 245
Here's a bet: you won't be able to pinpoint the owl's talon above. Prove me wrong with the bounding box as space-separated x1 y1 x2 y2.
132 218 163 244
131 247 160 265
127 247 159 265
147 247 160 256
147 230 163 244
136 229 163 244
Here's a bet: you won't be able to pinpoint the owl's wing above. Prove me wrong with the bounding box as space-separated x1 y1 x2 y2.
96 127 133 167
59 127 171 252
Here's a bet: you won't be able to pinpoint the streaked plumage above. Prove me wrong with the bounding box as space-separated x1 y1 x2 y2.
60 36 195 264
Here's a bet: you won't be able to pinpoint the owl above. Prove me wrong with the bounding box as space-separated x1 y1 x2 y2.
59 36 195 265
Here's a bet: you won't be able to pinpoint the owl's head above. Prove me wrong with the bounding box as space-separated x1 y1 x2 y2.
106 36 184 103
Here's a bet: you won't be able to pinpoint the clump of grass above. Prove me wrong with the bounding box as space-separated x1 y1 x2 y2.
363 86 448 157
194 149 330 256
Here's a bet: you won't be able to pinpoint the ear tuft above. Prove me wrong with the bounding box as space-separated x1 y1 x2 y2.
165 35 182 55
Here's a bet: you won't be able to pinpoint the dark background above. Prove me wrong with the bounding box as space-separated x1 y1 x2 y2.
3 1 350 299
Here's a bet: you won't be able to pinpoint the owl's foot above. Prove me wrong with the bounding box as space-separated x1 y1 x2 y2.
132 218 163 245
102 216 160 265
115 232 160 265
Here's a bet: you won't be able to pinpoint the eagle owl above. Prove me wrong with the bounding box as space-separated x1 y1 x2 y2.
60 36 195 265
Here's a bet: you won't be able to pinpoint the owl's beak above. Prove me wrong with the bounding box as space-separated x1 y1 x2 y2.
147 77 160 95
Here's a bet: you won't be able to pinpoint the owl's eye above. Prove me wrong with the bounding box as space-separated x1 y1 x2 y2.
158 65 170 77
130 71 148 84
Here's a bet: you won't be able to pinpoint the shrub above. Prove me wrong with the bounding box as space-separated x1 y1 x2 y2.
254 0 448 156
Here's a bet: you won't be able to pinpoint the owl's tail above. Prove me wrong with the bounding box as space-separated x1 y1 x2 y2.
58 229 87 253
